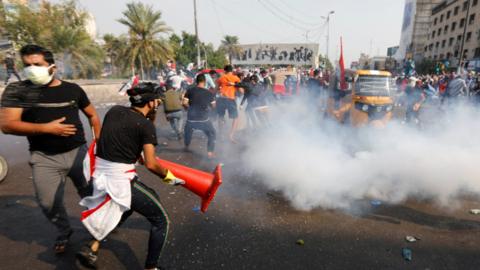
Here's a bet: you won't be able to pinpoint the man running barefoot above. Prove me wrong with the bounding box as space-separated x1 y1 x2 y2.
216 65 241 142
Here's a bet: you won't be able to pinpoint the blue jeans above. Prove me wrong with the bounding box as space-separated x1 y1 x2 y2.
165 110 183 136
184 120 216 152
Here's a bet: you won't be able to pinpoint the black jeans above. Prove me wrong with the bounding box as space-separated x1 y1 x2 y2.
120 180 170 269
184 120 216 152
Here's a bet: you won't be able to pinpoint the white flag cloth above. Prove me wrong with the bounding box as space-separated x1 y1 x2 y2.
80 157 136 240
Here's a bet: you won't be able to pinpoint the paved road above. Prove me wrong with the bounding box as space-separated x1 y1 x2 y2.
1 105 480 270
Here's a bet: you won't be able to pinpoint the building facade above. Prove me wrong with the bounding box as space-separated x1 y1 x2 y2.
395 0 444 62
424 0 480 68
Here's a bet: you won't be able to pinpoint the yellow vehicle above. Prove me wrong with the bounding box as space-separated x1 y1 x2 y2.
327 70 395 128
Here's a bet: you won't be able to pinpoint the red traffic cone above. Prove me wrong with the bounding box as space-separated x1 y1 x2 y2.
156 158 222 213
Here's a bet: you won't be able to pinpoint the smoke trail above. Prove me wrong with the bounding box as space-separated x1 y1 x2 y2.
242 98 480 211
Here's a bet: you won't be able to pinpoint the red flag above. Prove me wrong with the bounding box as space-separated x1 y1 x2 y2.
339 37 347 90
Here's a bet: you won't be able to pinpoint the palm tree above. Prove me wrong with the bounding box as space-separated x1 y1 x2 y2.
220 35 241 64
118 2 173 78
103 34 128 77
52 25 104 79
1 0 104 79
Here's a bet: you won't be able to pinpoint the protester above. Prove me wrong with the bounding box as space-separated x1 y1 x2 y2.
216 65 241 142
259 69 273 92
443 73 467 106
0 44 101 254
404 77 425 125
205 69 218 94
161 75 184 140
77 82 184 270
284 74 298 96
183 74 217 158
239 74 269 129
4 52 21 85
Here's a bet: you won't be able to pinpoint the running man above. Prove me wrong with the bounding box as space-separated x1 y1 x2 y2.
0 44 101 254
216 65 241 142
4 52 21 85
183 74 216 158
77 82 184 270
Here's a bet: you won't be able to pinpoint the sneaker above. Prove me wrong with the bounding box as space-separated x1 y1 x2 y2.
76 245 98 269
54 229 73 254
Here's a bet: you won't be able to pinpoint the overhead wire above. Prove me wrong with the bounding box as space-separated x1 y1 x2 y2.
257 0 311 31
213 0 292 42
209 0 226 38
208 0 327 46
276 0 322 21
262 0 325 28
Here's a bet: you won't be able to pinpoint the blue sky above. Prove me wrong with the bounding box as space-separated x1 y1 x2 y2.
76 0 405 65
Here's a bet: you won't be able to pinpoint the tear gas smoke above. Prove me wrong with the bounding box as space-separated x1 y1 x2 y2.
242 98 480 211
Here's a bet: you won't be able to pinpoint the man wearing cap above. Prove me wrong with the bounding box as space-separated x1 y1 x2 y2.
76 82 184 270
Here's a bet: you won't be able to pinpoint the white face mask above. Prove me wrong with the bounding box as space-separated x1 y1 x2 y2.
23 65 55 85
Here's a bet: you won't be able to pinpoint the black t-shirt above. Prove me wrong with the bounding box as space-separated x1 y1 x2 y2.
0 80 90 154
185 86 215 121
96 106 158 164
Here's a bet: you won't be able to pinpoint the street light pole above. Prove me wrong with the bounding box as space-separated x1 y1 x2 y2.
325 11 335 64
193 0 201 68
458 0 471 73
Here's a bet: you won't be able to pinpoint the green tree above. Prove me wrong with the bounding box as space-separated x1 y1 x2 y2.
103 34 128 77
118 2 173 78
169 32 197 67
318 54 333 71
169 31 226 69
0 0 104 79
220 35 241 64
204 43 227 69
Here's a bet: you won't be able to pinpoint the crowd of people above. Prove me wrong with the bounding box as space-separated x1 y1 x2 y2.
394 70 480 124
3 43 480 269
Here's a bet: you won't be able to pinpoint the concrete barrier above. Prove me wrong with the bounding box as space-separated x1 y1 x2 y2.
0 80 129 106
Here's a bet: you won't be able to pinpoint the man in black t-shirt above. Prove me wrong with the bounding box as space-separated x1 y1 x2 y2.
183 74 216 158
4 52 21 85
0 45 101 254
77 82 184 270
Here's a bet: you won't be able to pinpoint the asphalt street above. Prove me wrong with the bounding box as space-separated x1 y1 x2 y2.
1 102 480 270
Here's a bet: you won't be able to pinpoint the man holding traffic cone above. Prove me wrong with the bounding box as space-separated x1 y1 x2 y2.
76 82 184 270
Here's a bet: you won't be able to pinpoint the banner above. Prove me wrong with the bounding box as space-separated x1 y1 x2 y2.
232 43 319 66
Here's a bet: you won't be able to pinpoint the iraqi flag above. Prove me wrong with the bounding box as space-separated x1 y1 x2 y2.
82 142 96 182
118 75 140 96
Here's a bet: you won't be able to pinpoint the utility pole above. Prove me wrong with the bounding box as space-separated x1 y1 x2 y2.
193 0 201 68
458 0 471 73
304 30 310 43
322 11 335 63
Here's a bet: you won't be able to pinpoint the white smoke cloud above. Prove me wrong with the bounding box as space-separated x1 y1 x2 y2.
242 98 480 211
